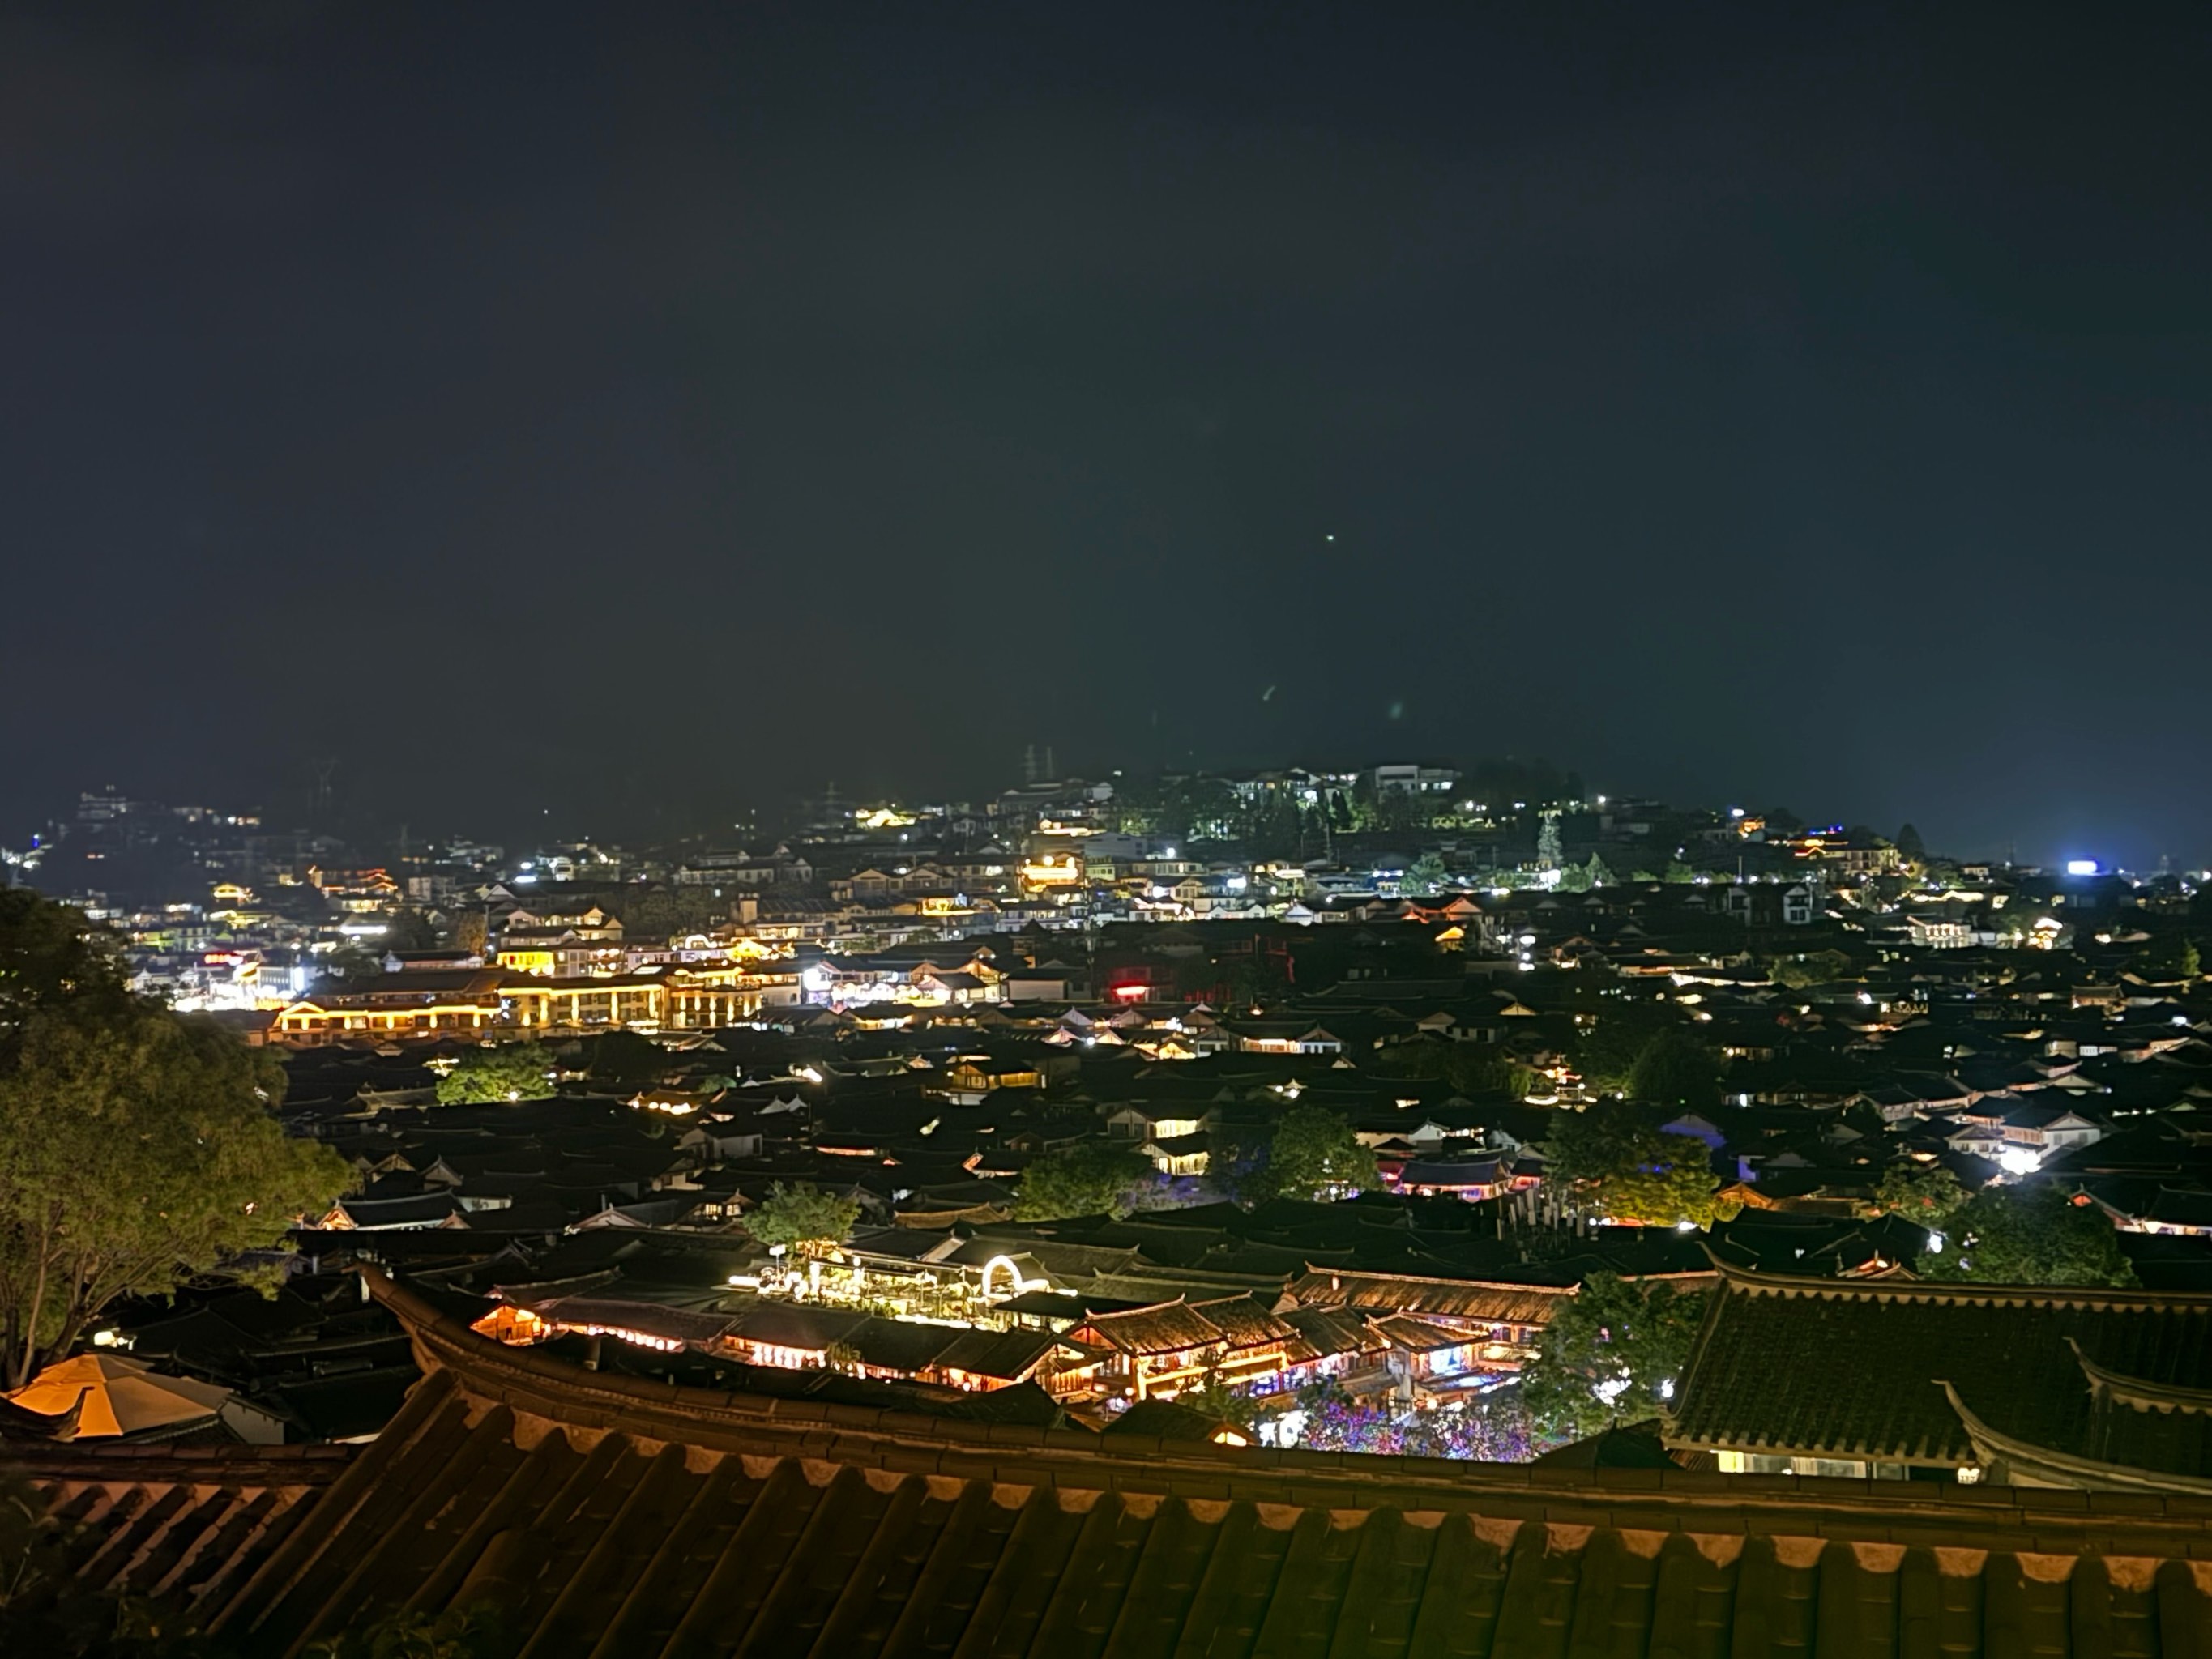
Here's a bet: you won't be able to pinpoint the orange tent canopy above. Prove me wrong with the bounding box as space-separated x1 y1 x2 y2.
6 1352 234 1439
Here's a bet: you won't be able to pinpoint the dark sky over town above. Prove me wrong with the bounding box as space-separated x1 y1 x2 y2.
4 2 2207 864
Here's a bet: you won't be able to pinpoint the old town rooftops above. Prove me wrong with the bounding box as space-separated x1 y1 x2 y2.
1671 1259 2212 1473
21 1265 2212 1657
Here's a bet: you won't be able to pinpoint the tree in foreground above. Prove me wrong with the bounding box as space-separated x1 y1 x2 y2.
0 1004 351 1388
436 1042 555 1103
1915 1184 2136 1287
1012 1141 1157 1221
742 1181 862 1253
1262 1105 1372 1201
1520 1271 1706 1443
0 888 130 1035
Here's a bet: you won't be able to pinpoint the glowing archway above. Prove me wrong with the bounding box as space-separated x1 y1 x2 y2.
980 1254 1048 1302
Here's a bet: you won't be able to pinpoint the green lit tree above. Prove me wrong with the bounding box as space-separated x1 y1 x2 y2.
1600 1135 1727 1228
1172 1358 1260 1433
1262 1105 1373 1201
1399 853 1450 898
1916 1185 2136 1287
1569 996 1683 1096
0 1005 351 1388
1868 1160 1969 1224
436 1042 555 1103
1556 853 1612 893
1544 1103 1727 1227
1521 1272 1706 1442
2136 936 2201 982
1997 906 2059 946
1769 949 1855 990
744 1181 862 1252
1543 1101 1652 1187
0 889 130 1038
1013 1141 1156 1221
1536 813 1563 874
449 910 491 957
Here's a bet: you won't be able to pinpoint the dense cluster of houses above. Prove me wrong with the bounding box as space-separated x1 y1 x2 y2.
11 770 2212 1486
67 849 2192 1456
3 767 2005 1023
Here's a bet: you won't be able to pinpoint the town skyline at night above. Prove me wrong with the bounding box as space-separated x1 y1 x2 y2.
6 3 2212 1651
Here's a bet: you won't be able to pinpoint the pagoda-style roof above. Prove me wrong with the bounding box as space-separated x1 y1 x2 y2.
1944 1339 2212 1496
1671 1258 2212 1473
1065 1296 1232 1355
8 1265 2212 1656
1280 1267 1578 1324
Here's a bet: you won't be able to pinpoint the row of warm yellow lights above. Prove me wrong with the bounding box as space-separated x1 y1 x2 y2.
497 937 795 976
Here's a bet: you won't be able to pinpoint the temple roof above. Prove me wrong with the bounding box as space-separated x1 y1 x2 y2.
1279 1268 1578 1324
1671 1259 2212 1470
9 1266 2212 1656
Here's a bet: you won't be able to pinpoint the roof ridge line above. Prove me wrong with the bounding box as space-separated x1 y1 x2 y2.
1709 1253 2211 1310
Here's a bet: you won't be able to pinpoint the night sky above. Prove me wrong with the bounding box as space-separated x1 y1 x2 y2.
5 2 2207 864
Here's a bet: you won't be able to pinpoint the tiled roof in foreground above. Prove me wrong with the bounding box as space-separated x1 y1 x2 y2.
7 1442 352 1611
1672 1260 2212 1471
13 1266 2212 1657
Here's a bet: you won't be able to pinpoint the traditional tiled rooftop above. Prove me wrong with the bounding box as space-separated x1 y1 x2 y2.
8 1442 352 1612
1672 1261 2212 1469
15 1268 2212 1657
